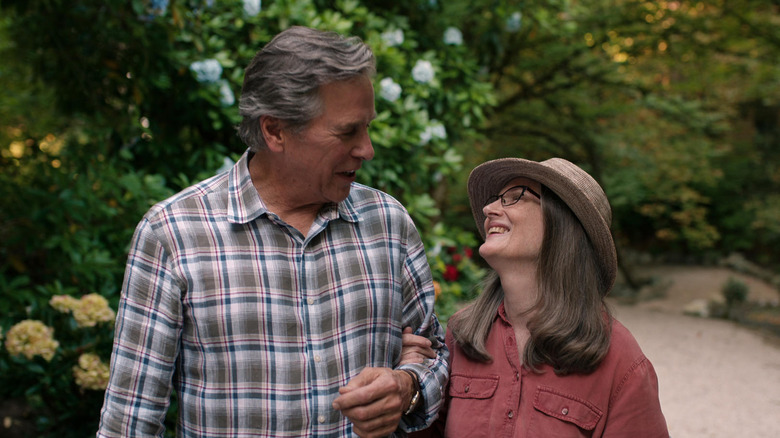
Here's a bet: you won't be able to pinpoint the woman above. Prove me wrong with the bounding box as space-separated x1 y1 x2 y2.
403 157 668 437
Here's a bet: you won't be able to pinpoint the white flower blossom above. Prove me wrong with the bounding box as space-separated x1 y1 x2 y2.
412 60 435 84
242 0 262 16
379 77 402 102
420 120 447 144
506 12 523 33
381 29 404 47
150 0 168 15
443 27 463 46
218 80 235 106
217 156 235 174
190 59 222 84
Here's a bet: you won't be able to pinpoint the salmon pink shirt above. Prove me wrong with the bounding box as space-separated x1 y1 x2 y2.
412 303 668 437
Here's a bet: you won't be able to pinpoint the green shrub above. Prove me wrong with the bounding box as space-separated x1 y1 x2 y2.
722 276 749 308
1 1 495 436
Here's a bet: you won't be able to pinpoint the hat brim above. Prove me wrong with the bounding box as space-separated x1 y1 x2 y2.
467 157 617 290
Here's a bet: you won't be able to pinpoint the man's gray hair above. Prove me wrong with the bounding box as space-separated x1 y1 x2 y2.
237 26 376 152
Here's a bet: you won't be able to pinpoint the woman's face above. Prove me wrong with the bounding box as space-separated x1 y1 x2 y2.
478 177 544 269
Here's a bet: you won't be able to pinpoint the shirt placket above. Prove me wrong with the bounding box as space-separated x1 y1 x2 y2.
501 320 523 438
300 224 341 435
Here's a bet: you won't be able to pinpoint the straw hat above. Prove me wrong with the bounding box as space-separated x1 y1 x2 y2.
467 157 617 291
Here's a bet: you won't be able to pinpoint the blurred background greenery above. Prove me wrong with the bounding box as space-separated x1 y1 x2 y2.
0 0 778 436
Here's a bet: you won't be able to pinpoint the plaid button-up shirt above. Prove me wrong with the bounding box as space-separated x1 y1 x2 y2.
98 150 448 437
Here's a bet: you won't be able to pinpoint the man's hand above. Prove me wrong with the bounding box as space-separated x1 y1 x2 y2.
332 367 415 438
400 327 435 365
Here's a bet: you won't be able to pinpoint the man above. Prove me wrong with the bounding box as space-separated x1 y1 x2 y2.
97 26 448 437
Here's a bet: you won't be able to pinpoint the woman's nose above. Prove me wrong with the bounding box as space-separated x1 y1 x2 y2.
483 199 502 216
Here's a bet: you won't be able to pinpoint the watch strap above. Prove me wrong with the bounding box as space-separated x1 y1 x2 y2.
400 369 421 415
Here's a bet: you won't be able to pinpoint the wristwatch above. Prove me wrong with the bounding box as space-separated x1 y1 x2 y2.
401 369 422 415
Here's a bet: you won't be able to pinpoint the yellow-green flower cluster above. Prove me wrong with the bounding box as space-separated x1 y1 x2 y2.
4 320 59 361
72 353 110 391
50 295 80 312
50 293 116 327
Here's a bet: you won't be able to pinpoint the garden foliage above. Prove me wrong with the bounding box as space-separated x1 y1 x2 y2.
0 1 493 435
1 0 779 436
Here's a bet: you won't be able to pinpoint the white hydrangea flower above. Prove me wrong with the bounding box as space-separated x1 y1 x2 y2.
443 27 463 45
381 29 404 47
190 59 222 84
219 80 235 106
242 0 262 16
150 0 168 15
506 12 523 33
420 120 447 144
379 77 402 102
217 156 235 174
412 60 435 84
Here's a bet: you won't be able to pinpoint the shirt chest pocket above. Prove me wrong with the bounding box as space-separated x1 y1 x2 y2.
529 386 603 436
448 374 500 399
444 374 501 438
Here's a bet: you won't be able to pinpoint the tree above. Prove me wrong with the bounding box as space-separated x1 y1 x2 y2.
0 1 493 435
443 0 780 268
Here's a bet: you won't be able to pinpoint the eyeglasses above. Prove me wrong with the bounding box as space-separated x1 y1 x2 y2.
484 185 541 208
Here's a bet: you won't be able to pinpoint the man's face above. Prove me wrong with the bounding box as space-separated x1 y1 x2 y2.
281 75 376 208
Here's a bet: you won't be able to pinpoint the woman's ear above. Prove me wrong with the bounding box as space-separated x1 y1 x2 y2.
260 115 285 152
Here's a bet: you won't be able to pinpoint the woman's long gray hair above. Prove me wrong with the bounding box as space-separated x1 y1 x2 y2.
450 186 612 375
237 26 376 152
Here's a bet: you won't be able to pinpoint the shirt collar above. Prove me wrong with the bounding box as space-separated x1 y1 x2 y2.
336 193 360 224
226 149 361 225
497 301 512 326
226 150 268 224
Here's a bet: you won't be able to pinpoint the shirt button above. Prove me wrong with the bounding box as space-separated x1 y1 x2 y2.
514 372 520 380
318 415 326 423
562 408 569 415
464 385 470 393
307 298 314 305
314 354 322 362
507 410 514 419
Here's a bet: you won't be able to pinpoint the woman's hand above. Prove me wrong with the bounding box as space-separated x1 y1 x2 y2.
400 327 436 365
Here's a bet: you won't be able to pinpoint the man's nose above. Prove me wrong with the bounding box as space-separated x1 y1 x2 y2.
354 131 374 161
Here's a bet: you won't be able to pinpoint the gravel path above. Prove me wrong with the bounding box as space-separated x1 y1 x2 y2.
610 266 780 438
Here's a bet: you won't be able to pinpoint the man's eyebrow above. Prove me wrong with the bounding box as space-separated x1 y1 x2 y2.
335 113 377 131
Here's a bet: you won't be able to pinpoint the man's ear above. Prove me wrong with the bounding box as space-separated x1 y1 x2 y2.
260 115 285 152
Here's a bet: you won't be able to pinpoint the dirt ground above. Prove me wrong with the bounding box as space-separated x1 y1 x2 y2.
610 265 780 438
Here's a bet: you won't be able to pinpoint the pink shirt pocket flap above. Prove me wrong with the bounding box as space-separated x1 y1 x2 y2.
448 374 499 399
533 386 603 430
